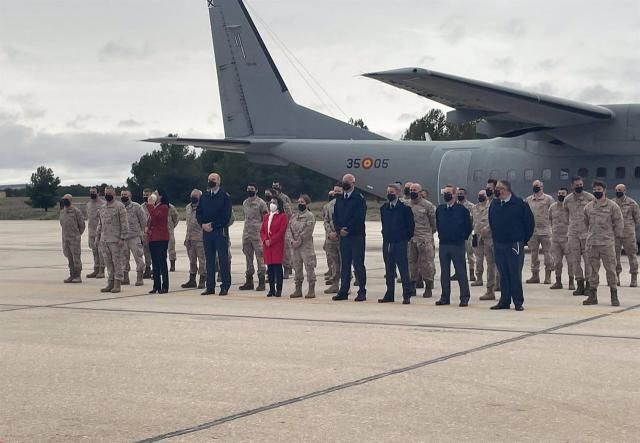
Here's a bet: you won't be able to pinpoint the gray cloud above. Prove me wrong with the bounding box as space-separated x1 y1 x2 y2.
2 45 38 64
99 41 153 61
502 19 526 38
6 94 46 119
118 119 145 128
576 85 623 104
67 114 96 130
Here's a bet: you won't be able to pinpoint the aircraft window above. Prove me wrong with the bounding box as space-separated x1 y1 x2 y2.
524 169 534 181
616 167 625 179
490 170 502 180
542 169 551 181
507 169 517 180
578 168 589 177
473 170 482 182
635 167 640 179
560 169 570 180
596 167 607 178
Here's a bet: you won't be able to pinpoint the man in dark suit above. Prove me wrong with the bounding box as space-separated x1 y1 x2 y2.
196 172 233 296
379 183 415 304
489 179 535 311
435 184 473 307
332 173 367 302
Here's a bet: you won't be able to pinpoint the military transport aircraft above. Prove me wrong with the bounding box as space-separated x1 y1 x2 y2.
144 0 640 202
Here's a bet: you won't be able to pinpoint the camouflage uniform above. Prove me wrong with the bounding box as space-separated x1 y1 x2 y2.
96 200 129 284
184 203 206 278
85 198 105 276
289 208 317 293
584 199 623 289
471 200 495 292
408 198 436 287
279 192 294 274
323 199 340 287
614 195 640 278
60 205 86 279
122 200 147 281
549 201 573 283
142 203 152 276
564 191 595 283
526 193 555 280
168 203 179 262
242 196 268 278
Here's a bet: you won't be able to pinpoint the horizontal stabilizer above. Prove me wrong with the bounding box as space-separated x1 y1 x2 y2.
142 137 252 153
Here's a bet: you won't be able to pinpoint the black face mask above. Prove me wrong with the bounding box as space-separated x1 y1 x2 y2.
121 197 129 204
247 191 256 197
616 192 624 199
494 189 502 199
533 186 541 193
558 195 566 202
272 186 281 192
105 194 114 202
387 194 397 202
478 196 486 203
342 182 352 191
191 197 199 205
298 204 307 212
208 181 217 189
63 199 71 207
90 193 97 200
265 193 273 200
410 192 419 200
443 193 453 202
574 186 583 194
593 191 604 200
457 195 465 202
334 193 342 199
485 189 493 197
143 196 148 203
404 188 411 197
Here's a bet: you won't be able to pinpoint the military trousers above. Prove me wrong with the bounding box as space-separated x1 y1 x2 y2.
528 234 553 273
293 244 317 284
474 236 495 290
551 240 573 278
568 237 591 281
323 237 341 283
588 244 617 289
168 230 177 261
242 233 265 277
465 236 475 267
615 236 638 275
143 239 152 270
186 239 207 276
408 236 435 283
88 234 103 269
101 241 124 281
122 237 145 273
63 238 82 274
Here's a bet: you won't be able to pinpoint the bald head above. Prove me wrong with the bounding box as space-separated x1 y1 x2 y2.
208 173 220 189
342 174 355 192
616 184 626 193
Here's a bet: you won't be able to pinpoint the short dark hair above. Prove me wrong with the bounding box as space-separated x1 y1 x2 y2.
487 179 498 186
559 187 569 193
273 195 285 213
498 180 512 191
247 182 257 189
143 188 153 193
157 188 170 206
457 187 467 193
299 194 311 204
592 180 607 189
571 176 583 184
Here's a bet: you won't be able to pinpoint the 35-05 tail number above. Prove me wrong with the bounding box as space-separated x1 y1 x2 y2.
346 158 389 169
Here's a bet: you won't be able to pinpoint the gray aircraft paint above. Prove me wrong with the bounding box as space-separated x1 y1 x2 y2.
145 0 640 203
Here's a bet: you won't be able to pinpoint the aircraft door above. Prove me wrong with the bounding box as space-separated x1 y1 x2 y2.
437 149 473 201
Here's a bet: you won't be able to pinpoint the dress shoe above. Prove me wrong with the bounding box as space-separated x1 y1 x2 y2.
402 298 410 305
354 294 366 302
332 294 348 301
459 301 469 307
201 289 215 296
378 297 394 303
219 288 229 296
267 291 275 297
159 288 168 294
490 304 510 310
515 305 524 311
435 299 450 306
148 289 158 294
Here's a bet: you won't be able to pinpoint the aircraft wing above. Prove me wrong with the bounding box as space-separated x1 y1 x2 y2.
142 137 252 153
363 68 614 137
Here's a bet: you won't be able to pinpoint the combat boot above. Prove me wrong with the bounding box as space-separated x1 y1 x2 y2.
239 275 254 291
631 273 638 288
550 276 563 290
170 260 176 272
181 273 197 288
283 267 292 280
479 290 495 301
416 280 424 289
469 266 476 282
324 281 339 294
135 271 144 286
305 282 316 299
526 272 540 284
143 266 152 279
122 272 130 285
289 281 303 298
568 277 575 291
96 267 105 279
197 275 206 289
100 280 114 293
572 279 585 296
544 270 552 285
616 272 621 287
86 267 99 278
323 269 331 278
610 287 620 307
471 277 484 287
256 273 266 291
70 271 82 284
582 286 598 305
111 279 122 293
423 280 433 298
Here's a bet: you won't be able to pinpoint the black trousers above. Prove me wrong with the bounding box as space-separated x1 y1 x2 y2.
267 264 283 294
149 240 169 291
383 240 412 300
204 230 231 291
494 241 526 307
439 243 470 302
338 234 367 297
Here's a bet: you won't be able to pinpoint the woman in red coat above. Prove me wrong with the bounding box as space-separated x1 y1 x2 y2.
146 190 170 294
261 196 288 297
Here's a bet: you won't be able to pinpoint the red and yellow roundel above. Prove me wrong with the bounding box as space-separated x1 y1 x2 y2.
362 157 374 169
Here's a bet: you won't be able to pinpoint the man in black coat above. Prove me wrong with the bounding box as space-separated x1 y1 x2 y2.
332 173 367 302
435 184 473 307
379 183 415 304
196 172 232 296
489 179 535 311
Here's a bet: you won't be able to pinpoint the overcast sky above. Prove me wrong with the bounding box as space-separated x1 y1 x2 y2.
1 0 639 185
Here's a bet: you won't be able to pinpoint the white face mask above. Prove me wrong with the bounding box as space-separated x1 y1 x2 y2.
269 203 278 213
149 194 157 205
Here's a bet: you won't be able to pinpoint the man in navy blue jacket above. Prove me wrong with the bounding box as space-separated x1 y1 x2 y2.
379 184 415 304
332 174 367 302
197 172 232 296
489 180 535 311
436 184 473 307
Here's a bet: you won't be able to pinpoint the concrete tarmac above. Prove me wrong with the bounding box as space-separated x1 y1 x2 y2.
1 220 639 442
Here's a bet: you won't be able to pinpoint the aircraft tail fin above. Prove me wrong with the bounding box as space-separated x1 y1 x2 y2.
208 0 385 140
